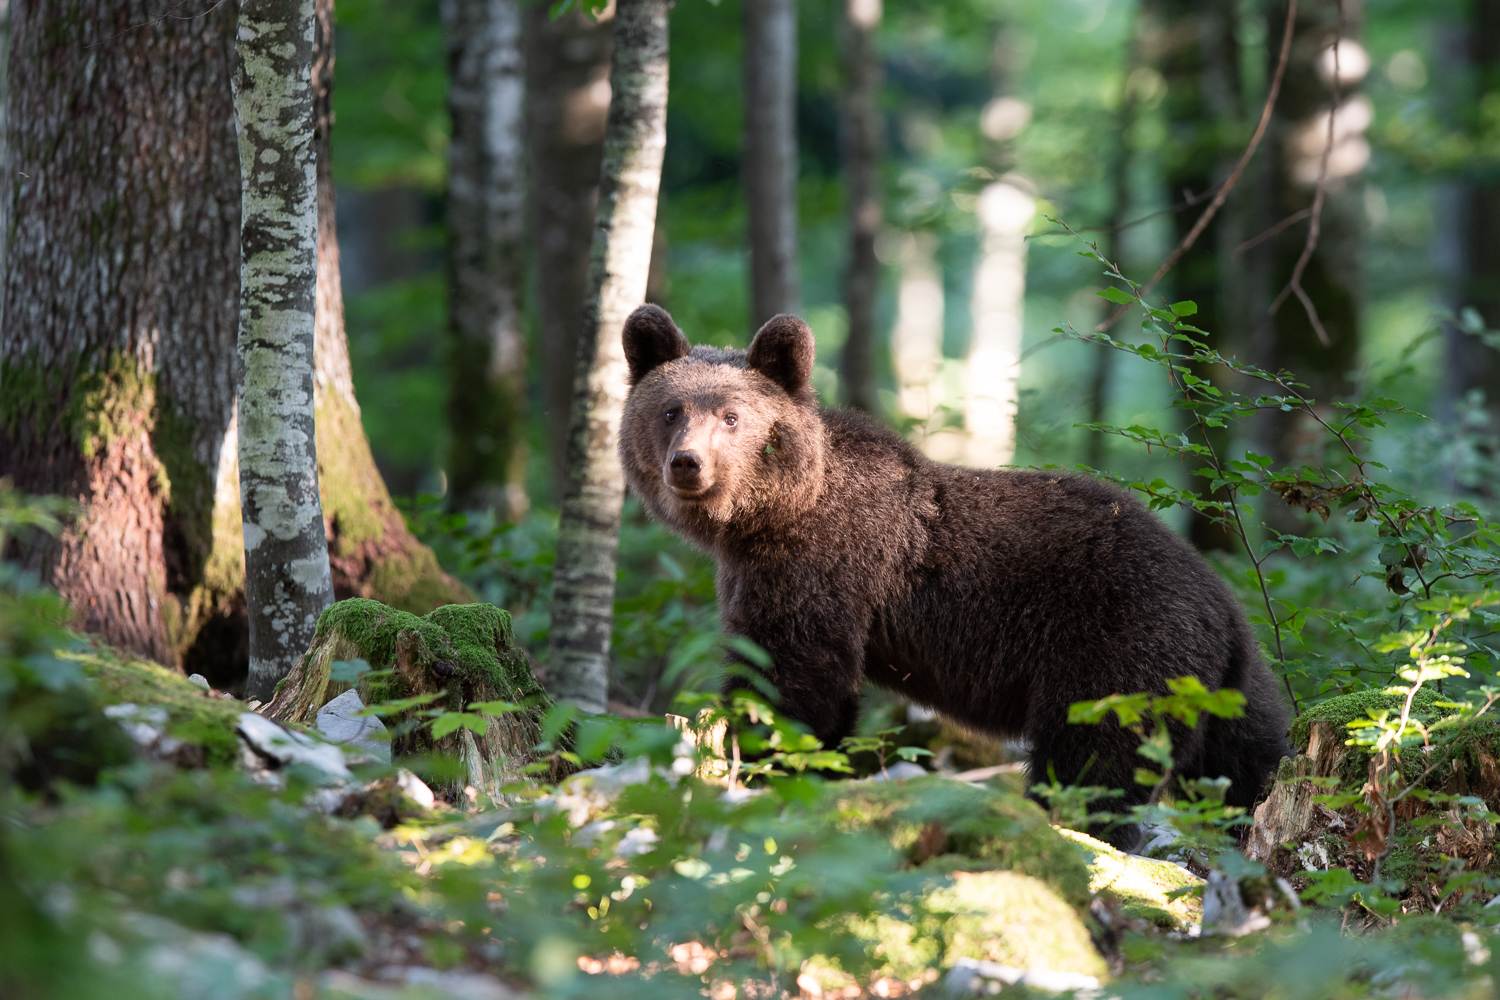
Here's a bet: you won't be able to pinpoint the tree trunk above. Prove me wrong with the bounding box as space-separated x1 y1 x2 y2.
890 232 946 453
963 27 1033 469
1256 0 1367 489
310 0 473 618
442 0 529 520
1439 0 1500 486
235 0 336 700
547 0 669 713
528 5 614 498
839 0 882 413
964 179 1033 468
1143 0 1244 551
744 0 801 327
0 1 242 671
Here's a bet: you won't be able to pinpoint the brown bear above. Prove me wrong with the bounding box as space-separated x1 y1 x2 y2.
619 304 1290 837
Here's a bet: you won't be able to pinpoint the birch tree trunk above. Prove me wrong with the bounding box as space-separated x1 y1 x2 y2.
0 1 242 671
547 0 669 713
963 28 1033 469
442 0 529 519
528 5 614 497
839 0 882 413
235 0 336 700
309 0 472 616
890 232 946 453
744 0 801 327
1256 0 1367 497
964 179 1033 468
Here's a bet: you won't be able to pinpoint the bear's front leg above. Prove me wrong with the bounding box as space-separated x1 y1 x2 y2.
719 596 868 753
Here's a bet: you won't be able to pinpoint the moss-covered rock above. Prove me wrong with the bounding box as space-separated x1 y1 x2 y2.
1054 827 1203 931
265 598 549 801
71 644 245 766
826 775 1094 907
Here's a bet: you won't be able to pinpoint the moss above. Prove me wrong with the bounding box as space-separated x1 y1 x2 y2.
826 776 1093 908
0 351 154 460
70 644 245 766
1290 688 1444 751
316 392 392 550
1053 828 1203 931
313 599 529 695
929 871 1108 976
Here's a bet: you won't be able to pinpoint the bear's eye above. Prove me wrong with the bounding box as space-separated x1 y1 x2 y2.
723 413 738 428
664 407 680 424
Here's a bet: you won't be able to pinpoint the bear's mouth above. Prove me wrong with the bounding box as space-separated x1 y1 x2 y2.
665 481 714 500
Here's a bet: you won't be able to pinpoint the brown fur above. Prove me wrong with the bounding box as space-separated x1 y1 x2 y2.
619 306 1291 834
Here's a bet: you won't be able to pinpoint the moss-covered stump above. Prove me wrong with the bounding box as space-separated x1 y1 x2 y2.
264 598 548 801
1055 828 1203 931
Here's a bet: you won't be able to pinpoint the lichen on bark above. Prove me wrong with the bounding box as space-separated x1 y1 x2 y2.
547 0 671 714
234 0 336 700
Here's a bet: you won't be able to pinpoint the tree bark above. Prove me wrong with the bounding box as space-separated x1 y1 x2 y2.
1256 0 1367 489
1439 0 1500 479
839 0 882 414
310 0 472 618
890 232 945 451
744 0 801 327
442 0 529 520
528 5 614 498
0 1 242 670
235 0 336 700
547 0 669 713
1143 0 1244 551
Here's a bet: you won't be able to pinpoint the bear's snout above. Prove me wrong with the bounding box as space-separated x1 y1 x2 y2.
667 449 709 493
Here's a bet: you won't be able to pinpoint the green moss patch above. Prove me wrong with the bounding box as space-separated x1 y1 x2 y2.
70 644 245 766
826 776 1093 907
1290 689 1444 752
1054 827 1203 931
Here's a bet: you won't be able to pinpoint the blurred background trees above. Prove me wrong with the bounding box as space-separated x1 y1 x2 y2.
5 0 1498 707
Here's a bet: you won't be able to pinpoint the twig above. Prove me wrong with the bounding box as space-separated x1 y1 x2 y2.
1271 1 1345 348
1231 207 1312 260
86 0 230 48
1095 0 1298 334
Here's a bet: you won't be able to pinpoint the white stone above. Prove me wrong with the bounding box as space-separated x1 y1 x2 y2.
187 674 210 689
397 769 436 809
866 761 928 782
316 690 391 763
235 712 351 781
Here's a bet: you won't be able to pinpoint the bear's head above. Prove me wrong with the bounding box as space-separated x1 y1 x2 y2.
619 305 825 545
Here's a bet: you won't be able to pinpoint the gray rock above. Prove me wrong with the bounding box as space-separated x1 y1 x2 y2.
316 689 391 763
188 673 211 690
120 912 287 1000
943 956 1100 995
320 968 516 1000
236 712 351 782
866 760 929 782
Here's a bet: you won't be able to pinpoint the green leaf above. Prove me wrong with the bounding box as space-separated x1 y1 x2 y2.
431 712 488 739
1169 300 1199 317
1096 285 1136 305
358 691 444 717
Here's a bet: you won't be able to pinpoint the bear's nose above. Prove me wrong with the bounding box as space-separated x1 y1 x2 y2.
669 450 702 480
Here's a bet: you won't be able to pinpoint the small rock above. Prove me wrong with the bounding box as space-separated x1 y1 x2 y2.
1201 869 1271 936
236 711 351 782
944 957 1100 995
187 673 210 690
316 689 391 763
398 769 436 809
866 761 928 782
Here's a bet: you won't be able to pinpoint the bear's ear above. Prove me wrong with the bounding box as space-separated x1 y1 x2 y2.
622 305 690 385
746 315 815 396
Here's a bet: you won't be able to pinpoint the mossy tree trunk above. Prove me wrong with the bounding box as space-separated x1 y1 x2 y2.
235 0 337 701
547 0 670 713
0 1 243 670
527 5 614 499
1143 0 1244 552
442 0 530 520
744 0 801 328
838 0 882 414
309 0 473 619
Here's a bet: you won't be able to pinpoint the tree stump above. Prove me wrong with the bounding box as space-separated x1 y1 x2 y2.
264 598 549 801
1246 720 1346 862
